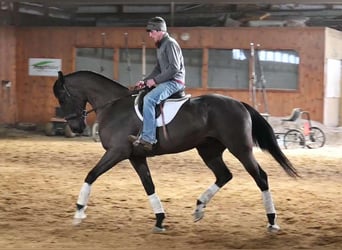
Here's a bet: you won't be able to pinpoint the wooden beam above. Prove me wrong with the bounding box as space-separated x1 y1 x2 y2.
4 1 342 5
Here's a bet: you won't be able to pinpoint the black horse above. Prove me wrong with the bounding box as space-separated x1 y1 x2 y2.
53 70 298 233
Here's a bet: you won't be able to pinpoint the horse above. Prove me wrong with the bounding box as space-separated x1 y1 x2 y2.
53 70 298 233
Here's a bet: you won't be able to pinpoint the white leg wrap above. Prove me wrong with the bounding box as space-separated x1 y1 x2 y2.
77 183 91 206
198 184 220 204
193 184 220 222
148 193 165 214
262 190 276 214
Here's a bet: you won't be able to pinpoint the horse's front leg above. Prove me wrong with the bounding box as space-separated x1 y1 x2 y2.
73 182 91 225
129 156 166 233
73 149 124 226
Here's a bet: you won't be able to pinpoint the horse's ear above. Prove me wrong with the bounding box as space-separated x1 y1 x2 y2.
53 71 65 97
58 71 65 84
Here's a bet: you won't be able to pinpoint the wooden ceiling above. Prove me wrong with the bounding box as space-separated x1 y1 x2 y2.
1 0 342 30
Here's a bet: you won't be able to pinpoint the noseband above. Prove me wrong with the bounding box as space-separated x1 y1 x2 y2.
61 83 89 121
64 110 88 121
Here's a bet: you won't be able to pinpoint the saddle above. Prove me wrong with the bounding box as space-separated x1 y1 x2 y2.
134 88 190 127
136 88 186 117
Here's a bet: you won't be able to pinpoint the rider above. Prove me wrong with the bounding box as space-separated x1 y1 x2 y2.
128 16 186 151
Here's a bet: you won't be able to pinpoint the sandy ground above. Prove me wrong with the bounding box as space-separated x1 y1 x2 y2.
0 124 341 249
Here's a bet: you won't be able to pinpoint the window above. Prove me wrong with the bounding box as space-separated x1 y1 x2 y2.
208 49 249 89
183 49 202 88
119 48 156 87
76 48 114 79
208 49 299 90
119 48 202 88
255 49 299 90
76 47 299 91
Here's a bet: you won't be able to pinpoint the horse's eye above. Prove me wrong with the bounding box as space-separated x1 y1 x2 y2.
59 94 66 105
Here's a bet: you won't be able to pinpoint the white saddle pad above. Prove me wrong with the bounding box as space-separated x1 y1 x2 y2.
134 95 191 127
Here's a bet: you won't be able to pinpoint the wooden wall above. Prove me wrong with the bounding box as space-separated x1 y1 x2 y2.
0 26 16 124
1 26 338 126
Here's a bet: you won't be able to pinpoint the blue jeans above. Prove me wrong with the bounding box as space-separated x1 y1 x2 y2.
141 80 185 144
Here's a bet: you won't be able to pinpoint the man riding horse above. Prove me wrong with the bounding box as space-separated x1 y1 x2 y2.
128 16 186 151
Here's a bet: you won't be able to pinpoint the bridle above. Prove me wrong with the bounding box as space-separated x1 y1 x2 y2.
61 83 89 121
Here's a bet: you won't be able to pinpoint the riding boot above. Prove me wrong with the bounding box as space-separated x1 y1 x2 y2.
128 135 153 151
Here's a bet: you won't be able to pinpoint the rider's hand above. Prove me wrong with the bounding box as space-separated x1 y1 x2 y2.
135 80 145 89
145 79 156 88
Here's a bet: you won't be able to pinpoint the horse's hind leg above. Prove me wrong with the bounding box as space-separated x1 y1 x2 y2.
231 148 280 232
194 141 233 222
258 166 280 232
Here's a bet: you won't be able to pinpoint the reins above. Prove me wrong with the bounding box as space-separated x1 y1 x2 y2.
62 83 139 121
84 87 141 115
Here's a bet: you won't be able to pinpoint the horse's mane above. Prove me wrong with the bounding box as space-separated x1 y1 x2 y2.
67 70 129 91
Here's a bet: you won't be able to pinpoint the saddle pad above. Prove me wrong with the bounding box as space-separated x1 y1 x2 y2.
134 95 190 127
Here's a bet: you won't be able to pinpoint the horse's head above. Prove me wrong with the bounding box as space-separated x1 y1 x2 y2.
53 71 87 134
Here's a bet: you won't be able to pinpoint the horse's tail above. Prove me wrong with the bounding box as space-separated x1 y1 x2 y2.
242 102 299 178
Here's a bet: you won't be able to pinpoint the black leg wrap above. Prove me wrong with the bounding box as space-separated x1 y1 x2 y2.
155 213 165 228
76 203 84 210
196 199 204 206
267 213 276 225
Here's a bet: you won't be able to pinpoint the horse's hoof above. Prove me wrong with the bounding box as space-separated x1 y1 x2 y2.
267 223 280 232
73 207 87 226
193 210 204 222
72 217 84 226
152 226 166 233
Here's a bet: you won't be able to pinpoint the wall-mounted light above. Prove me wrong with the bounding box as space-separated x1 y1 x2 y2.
180 32 190 41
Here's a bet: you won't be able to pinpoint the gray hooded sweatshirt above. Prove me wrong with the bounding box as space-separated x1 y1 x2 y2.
145 33 185 85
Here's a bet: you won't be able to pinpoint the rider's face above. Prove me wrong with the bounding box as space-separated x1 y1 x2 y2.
148 30 164 43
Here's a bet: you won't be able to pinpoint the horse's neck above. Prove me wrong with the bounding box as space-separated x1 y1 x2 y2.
86 84 129 111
